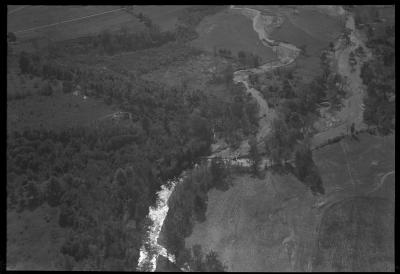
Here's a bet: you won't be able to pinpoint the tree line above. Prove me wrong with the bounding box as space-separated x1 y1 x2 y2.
361 24 395 135
162 157 231 270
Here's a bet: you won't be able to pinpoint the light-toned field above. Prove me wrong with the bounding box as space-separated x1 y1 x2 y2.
133 5 191 31
314 133 395 199
185 173 317 272
270 7 345 81
185 132 394 271
312 133 394 271
7 204 66 270
7 83 116 132
192 10 277 63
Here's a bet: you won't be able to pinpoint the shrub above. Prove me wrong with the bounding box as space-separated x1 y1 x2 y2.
19 52 31 74
59 204 75 228
39 82 53 96
62 81 73 93
46 177 63 207
8 32 17 43
60 235 90 261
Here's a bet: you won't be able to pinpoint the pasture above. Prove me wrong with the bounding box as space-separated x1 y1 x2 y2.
8 5 144 43
314 196 394 271
185 173 317 272
184 132 394 271
7 82 115 133
192 10 277 63
7 204 66 270
133 5 191 31
271 8 344 81
314 133 395 197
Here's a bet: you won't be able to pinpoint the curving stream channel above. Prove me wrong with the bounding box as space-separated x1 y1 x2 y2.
136 5 301 272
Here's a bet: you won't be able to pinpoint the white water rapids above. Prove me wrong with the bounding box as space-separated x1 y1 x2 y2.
136 5 300 272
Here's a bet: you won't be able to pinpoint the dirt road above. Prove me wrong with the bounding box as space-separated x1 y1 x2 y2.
13 7 127 34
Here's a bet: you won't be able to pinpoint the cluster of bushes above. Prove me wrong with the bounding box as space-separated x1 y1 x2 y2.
175 5 227 41
361 24 395 135
237 50 261 68
263 41 350 164
292 144 324 195
7 76 59 101
260 69 345 112
263 71 337 193
214 48 262 69
216 48 234 59
107 41 203 75
176 245 227 272
51 24 176 57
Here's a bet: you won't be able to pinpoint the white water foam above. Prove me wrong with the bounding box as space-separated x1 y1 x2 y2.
137 5 301 272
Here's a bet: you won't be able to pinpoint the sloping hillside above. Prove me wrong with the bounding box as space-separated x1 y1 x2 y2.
192 10 277 62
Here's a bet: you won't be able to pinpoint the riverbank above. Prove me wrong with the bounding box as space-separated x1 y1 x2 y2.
137 5 301 271
137 5 389 272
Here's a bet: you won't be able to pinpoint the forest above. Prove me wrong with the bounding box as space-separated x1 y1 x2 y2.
8 7 258 268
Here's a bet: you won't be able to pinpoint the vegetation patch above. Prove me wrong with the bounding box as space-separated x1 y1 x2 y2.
271 8 344 81
313 133 395 194
313 197 394 271
360 17 395 135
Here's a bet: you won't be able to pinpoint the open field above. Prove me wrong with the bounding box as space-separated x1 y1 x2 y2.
192 10 277 63
185 173 317 272
270 8 344 81
8 5 144 43
184 132 394 271
313 196 394 271
311 133 394 270
7 86 116 132
7 204 66 270
314 133 395 199
133 5 191 31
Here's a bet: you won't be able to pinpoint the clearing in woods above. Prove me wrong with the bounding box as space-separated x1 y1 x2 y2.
192 10 277 62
